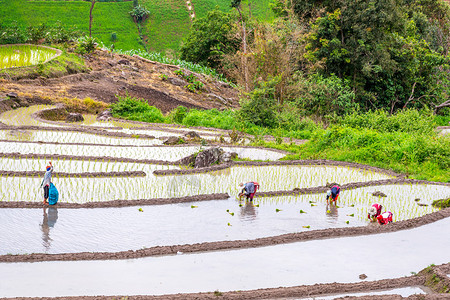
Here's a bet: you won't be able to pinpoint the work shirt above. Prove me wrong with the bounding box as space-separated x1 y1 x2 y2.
42 166 53 187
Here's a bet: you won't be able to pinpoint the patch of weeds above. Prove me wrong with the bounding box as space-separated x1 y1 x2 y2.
214 290 223 296
159 73 168 81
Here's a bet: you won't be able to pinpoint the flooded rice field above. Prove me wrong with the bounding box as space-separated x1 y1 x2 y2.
0 158 402 202
0 217 449 297
1 104 449 299
0 129 163 146
0 45 59 69
1 181 447 255
0 105 59 127
0 140 285 161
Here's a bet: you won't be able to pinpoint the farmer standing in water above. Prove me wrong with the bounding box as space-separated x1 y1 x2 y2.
239 181 260 201
326 184 340 204
40 161 53 204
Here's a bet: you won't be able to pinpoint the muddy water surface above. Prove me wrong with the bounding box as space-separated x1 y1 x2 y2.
0 105 58 126
0 217 449 297
0 195 368 255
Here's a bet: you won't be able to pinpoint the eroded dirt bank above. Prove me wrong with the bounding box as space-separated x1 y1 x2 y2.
0 207 448 263
0 193 229 209
0 170 145 178
153 159 404 176
0 49 239 113
3 264 449 299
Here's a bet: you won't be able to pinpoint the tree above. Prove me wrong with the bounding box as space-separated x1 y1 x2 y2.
301 0 450 111
89 0 95 37
180 9 239 69
231 0 250 91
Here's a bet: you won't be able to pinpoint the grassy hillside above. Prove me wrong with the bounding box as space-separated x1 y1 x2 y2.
0 0 274 53
0 0 143 50
192 0 275 21
140 0 191 53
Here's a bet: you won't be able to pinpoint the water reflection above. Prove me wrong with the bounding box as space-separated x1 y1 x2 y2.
239 200 257 221
326 202 338 223
7 129 33 141
41 207 58 251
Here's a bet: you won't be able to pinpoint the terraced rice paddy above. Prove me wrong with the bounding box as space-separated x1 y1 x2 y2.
0 45 58 69
0 129 163 145
0 156 400 202
1 182 447 255
0 105 449 299
1 217 449 297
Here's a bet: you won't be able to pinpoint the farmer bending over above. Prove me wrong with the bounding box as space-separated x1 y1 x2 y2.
367 203 383 221
40 161 53 204
239 181 260 201
326 185 340 204
377 211 393 225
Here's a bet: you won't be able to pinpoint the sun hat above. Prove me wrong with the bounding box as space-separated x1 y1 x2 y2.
369 206 377 217
46 166 51 171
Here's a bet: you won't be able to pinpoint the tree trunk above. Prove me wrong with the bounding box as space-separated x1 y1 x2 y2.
237 7 249 92
89 0 96 38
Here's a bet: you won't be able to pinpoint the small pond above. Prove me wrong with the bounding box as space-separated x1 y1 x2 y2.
0 45 58 69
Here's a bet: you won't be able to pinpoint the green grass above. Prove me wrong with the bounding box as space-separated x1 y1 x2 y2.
0 0 143 51
192 0 275 21
140 0 191 53
0 0 274 53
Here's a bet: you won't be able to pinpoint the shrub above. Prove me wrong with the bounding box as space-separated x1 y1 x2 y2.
167 106 188 123
76 36 97 55
129 5 150 23
111 95 165 123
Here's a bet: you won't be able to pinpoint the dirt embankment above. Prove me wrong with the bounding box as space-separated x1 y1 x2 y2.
4 264 450 299
0 170 146 178
0 193 229 209
153 159 404 176
1 207 448 263
0 49 240 114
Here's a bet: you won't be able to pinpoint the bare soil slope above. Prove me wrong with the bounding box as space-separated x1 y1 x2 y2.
0 50 239 113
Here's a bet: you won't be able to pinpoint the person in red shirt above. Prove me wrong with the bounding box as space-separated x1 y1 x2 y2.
367 203 383 221
239 181 260 201
377 211 393 225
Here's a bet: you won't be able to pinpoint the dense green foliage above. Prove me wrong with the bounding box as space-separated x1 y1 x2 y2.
292 125 450 182
180 9 240 69
110 95 449 182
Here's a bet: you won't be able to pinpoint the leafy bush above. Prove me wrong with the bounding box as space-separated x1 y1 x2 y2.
129 5 150 23
292 73 357 116
239 77 280 128
76 36 97 55
338 109 437 135
167 106 188 123
111 95 165 123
